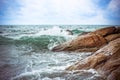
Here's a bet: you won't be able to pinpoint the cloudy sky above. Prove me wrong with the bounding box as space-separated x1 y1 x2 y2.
0 0 120 25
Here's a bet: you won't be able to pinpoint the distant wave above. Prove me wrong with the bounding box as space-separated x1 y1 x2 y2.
0 25 105 51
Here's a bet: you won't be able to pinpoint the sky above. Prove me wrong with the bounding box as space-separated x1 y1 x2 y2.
0 0 120 25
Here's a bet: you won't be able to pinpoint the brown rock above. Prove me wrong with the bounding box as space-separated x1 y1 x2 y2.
52 27 120 52
99 45 120 80
91 26 116 36
115 27 120 33
52 33 107 52
105 33 120 42
66 38 120 80
75 47 98 52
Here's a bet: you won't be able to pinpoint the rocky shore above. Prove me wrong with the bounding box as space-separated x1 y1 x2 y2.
52 26 120 80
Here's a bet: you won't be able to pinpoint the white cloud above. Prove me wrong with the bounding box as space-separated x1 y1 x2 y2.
50 0 96 16
5 0 119 24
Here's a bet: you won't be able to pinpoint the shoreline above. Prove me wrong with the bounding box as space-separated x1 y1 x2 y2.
52 26 120 80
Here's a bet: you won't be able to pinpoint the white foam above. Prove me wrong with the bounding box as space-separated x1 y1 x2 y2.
11 70 41 80
11 69 65 80
84 69 98 74
35 26 74 38
42 77 65 80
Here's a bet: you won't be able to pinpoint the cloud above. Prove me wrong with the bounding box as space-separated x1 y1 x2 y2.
1 0 120 25
17 0 95 19
14 0 103 24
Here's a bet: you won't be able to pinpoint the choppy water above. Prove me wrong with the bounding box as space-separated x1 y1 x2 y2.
0 25 108 80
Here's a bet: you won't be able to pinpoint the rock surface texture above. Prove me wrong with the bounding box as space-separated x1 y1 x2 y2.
51 26 120 80
66 38 120 80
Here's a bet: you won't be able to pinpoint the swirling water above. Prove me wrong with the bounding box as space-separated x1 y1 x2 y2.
0 25 108 80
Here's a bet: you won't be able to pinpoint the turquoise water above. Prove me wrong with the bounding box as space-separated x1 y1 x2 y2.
0 25 108 80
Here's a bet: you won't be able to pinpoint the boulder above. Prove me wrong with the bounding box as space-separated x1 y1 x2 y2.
52 27 120 52
66 38 120 80
52 33 107 52
89 26 120 36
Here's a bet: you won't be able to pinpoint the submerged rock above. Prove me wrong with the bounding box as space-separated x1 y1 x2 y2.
52 26 120 52
66 29 73 35
66 38 120 80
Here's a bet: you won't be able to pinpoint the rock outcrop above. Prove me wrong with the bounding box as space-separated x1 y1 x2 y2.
91 26 116 36
52 26 120 52
66 38 120 80
51 26 120 80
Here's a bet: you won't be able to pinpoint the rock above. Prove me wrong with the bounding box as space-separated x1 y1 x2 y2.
91 26 116 36
78 32 90 36
66 29 73 35
52 27 120 52
105 33 120 42
66 38 120 80
115 27 120 33
52 33 107 52
75 47 99 52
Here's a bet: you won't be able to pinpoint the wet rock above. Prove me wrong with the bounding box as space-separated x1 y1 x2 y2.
66 29 73 35
52 27 120 52
66 38 120 80
52 33 107 52
78 32 90 36
52 32 107 52
51 26 120 80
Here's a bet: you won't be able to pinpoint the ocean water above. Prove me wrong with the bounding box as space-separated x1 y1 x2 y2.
0 25 108 80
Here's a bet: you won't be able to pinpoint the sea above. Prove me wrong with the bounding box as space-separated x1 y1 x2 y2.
0 25 113 80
